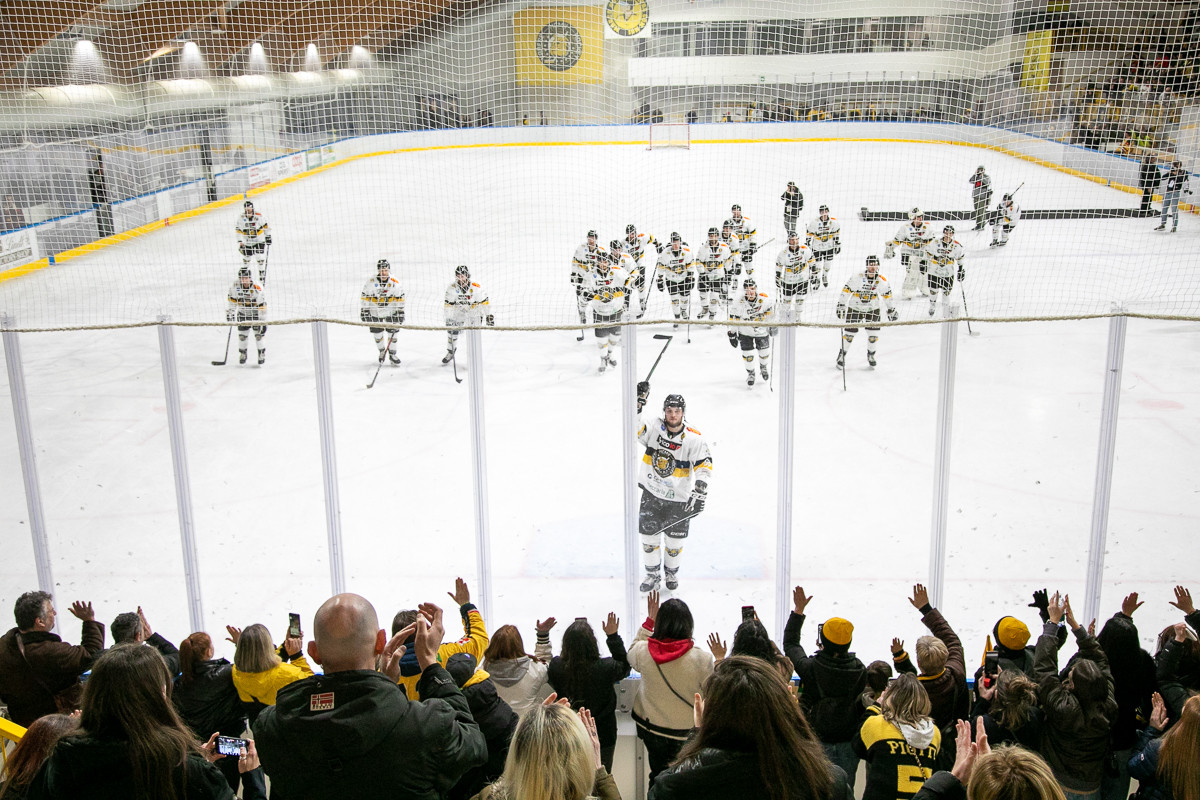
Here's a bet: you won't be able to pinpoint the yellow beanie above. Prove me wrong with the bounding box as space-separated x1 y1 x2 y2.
996 616 1031 650
821 617 854 647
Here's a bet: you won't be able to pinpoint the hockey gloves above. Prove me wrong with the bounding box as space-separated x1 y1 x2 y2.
654 241 664 254
958 266 966 282
636 381 650 413
742 252 753 265
656 276 665 292
744 242 757 256
835 306 846 320
226 308 236 322
884 244 896 259
727 331 738 348
833 245 842 255
486 314 495 327
919 261 928 274
265 234 272 246
360 308 371 322
687 480 707 513
887 308 899 322
769 327 778 337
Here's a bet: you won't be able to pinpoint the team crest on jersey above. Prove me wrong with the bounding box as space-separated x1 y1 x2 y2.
651 448 677 477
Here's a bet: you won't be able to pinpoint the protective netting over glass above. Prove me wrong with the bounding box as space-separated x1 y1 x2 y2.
1 0 1199 331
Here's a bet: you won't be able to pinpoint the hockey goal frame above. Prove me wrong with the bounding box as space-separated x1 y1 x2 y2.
647 122 691 150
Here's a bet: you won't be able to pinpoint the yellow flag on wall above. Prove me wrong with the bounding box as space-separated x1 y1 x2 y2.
514 6 604 85
1021 30 1053 93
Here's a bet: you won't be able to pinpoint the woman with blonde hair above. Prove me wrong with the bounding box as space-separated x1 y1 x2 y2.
229 622 312 724
854 673 941 800
913 718 1067 800
1128 693 1200 800
471 700 619 800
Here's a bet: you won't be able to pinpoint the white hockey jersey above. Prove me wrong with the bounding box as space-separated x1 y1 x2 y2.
236 212 269 246
361 275 406 322
586 265 630 317
996 201 1021 228
624 231 658 266
838 272 896 315
720 231 742 259
572 243 607 284
637 416 713 502
889 220 933 254
445 281 490 326
775 243 816 285
695 242 732 279
729 214 756 250
805 216 841 254
227 278 266 320
656 245 696 285
728 291 775 337
923 237 966 279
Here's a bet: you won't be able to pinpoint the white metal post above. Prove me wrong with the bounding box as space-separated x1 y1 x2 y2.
1083 315 1127 625
775 326 796 641
2 317 56 623
156 318 205 632
621 324 639 639
928 320 959 609
466 327 494 619
310 321 346 595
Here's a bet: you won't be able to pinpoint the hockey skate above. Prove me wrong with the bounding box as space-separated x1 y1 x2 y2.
664 568 679 591
821 273 829 288
442 350 455 365
388 353 401 366
867 352 877 368
257 349 266 365
639 569 661 592
239 350 248 365
973 222 985 231
378 350 387 364
606 353 617 367
747 371 755 386
928 301 937 316
989 240 1000 247
836 349 845 370
760 363 769 380
599 359 607 373
1155 223 1166 231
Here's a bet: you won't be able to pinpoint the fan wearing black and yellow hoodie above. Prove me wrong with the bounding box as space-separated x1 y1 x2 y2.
854 696 941 800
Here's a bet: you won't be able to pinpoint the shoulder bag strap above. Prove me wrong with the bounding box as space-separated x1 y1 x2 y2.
654 659 694 709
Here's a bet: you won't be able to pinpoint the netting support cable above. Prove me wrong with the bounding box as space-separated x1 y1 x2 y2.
1083 314 1127 626
621 323 639 640
311 321 346 595
928 321 959 609
774 326 797 643
466 328 494 619
2 317 56 631
156 318 205 633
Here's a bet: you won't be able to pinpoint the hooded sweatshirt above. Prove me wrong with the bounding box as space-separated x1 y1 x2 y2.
628 620 713 739
395 604 489 701
854 714 942 800
481 633 552 718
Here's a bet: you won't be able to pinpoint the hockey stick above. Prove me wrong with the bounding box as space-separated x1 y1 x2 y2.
258 243 271 285
366 330 397 389
960 284 980 336
212 326 232 366
643 333 673 382
451 346 463 384
656 510 702 536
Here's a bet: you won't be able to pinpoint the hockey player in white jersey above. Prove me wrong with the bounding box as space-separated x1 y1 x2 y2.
571 230 607 340
624 223 661 318
719 218 743 299
633 386 712 592
587 243 632 373
804 204 841 290
226 266 267 365
884 207 933 299
835 255 898 369
654 232 697 327
727 278 776 386
235 200 271 283
728 204 757 275
923 225 966 318
695 227 732 320
443 265 494 364
774 231 816 320
360 259 406 365
990 194 1021 247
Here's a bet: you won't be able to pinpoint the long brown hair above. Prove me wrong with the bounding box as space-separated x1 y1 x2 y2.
991 671 1039 732
0 713 78 795
74 644 204 800
674 656 834 800
1159 695 1200 800
177 632 213 686
484 625 528 662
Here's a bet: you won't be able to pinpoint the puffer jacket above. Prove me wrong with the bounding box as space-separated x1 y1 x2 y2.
628 621 712 740
650 747 851 800
1061 612 1155 750
232 653 314 723
482 633 552 718
173 657 247 740
1128 726 1172 800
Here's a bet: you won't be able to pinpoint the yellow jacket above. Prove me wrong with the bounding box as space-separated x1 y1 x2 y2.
232 656 314 706
397 605 488 700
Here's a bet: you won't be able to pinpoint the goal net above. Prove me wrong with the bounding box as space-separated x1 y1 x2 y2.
0 2 1197 331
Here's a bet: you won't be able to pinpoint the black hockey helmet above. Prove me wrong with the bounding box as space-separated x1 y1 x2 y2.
587 229 598 240
707 226 719 238
788 229 800 242
731 203 742 213
743 277 758 293
722 218 734 230
670 231 682 243
243 199 253 210
455 265 470 282
626 223 637 235
865 255 880 267
238 266 252 284
609 239 623 253
1002 193 1012 203
943 224 955 236
377 258 390 273
663 393 686 413
819 204 830 214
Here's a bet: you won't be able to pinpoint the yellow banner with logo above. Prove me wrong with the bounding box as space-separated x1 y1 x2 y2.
1021 30 1053 92
514 6 604 86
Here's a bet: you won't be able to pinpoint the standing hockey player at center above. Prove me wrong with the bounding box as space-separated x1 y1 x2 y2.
634 385 712 592
923 225 966 318
885 207 933 300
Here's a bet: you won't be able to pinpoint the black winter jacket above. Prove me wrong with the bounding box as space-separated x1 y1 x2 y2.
783 613 867 744
445 655 518 800
547 632 631 749
968 696 1043 751
253 666 487 800
1128 726 1172 800
1061 612 1155 750
173 657 248 740
649 746 851 800
911 770 966 800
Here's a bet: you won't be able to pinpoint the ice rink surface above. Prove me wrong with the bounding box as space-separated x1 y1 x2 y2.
2 138 1198 666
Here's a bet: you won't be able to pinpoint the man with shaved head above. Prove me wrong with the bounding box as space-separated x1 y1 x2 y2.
253 594 486 799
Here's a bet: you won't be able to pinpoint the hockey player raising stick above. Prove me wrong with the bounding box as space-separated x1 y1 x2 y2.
728 204 757 275
587 243 633 373
227 266 267 365
804 204 841 290
624 223 662 318
695 227 732 320
727 278 776 386
884 207 933 300
990 194 1021 246
235 200 271 284
633 385 712 592
836 255 897 370
360 258 406 365
719 219 743 299
923 225 966 318
774 230 817 321
571 230 607 340
443 265 494 365
654 232 696 328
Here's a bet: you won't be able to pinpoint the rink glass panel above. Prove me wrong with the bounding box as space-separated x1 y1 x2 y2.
941 318 1107 654
0 343 41 618
1102 318 1200 645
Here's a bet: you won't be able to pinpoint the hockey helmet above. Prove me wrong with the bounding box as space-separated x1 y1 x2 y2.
787 181 796 189
819 204 830 214
243 200 254 211
663 393 686 413
587 229 598 241
454 265 470 284
731 203 742 215
976 165 985 172
670 231 682 245
865 255 880 267
788 229 800 243
943 224 955 236
609 239 623 253
238 266 252 279
376 258 390 274
722 219 734 230
1002 193 1012 203
626 223 637 235
908 206 923 221
743 278 758 296
708 226 720 239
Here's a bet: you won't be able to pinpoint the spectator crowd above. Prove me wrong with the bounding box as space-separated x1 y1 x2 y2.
1 579 1198 800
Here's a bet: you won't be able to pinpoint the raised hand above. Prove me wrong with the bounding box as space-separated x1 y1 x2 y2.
225 625 242 645
137 606 153 639
536 617 557 635
1170 586 1195 615
1121 592 1145 617
1063 595 1078 630
909 583 930 611
68 601 95 622
382 626 412 682
793 586 813 616
282 636 303 657
447 578 471 607
602 612 619 636
1047 591 1066 624
1149 692 1168 730
647 590 660 622
891 637 904 655
579 708 603 770
707 632 727 661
